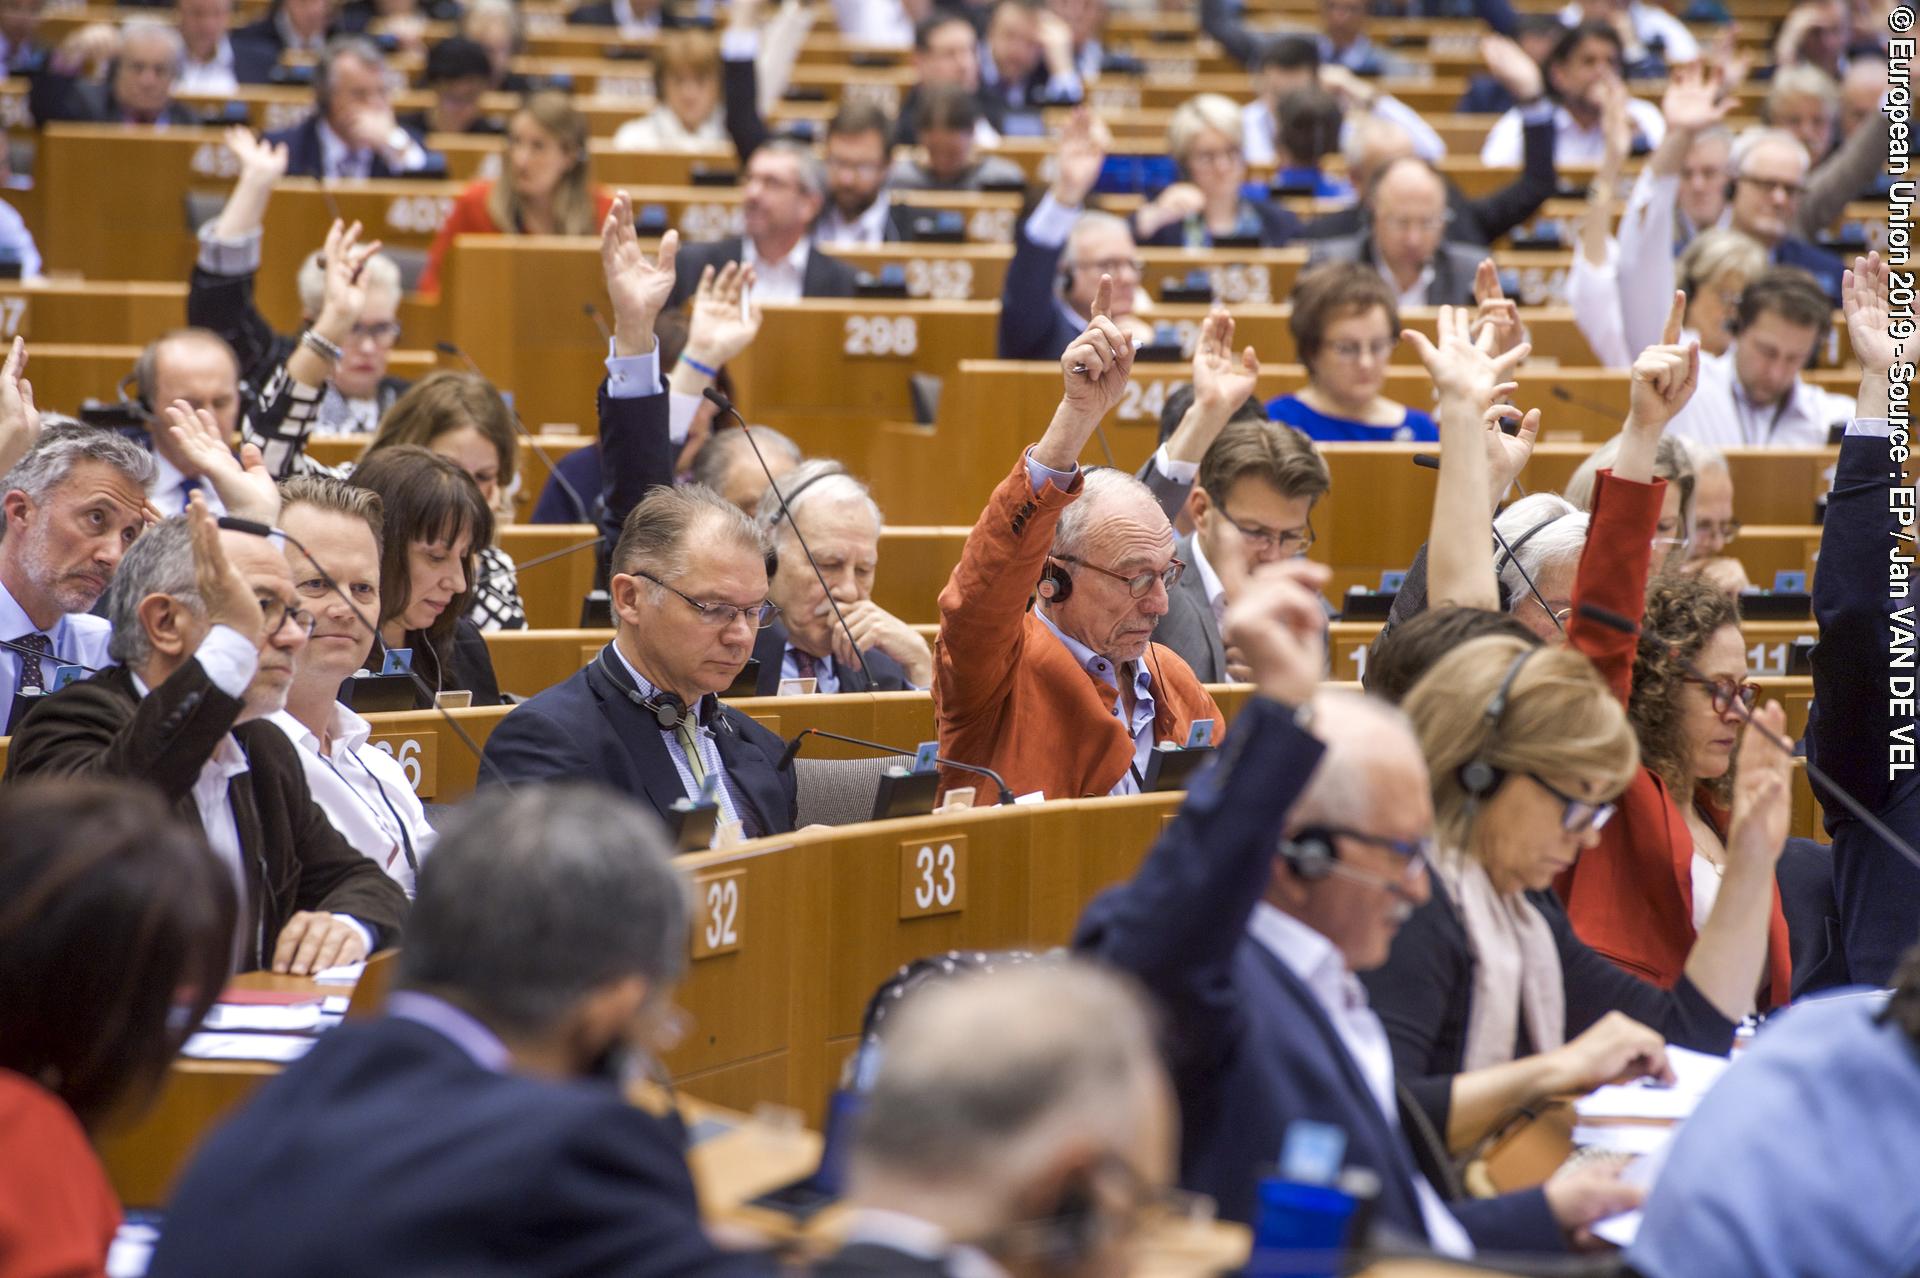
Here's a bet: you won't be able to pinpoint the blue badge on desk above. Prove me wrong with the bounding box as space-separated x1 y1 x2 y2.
912 740 940 773
51 664 85 691
1280 1120 1348 1186
381 647 413 675
1185 719 1214 749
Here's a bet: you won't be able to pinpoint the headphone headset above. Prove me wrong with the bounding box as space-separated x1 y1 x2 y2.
1456 646 1535 800
1037 557 1073 603
763 464 844 581
1277 826 1338 880
983 1165 1113 1271
1491 511 1565 610
593 646 719 731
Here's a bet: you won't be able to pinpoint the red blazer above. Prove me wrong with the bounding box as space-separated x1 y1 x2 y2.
1557 470 1792 1008
0 1069 119 1278
934 455 1223 802
419 180 618 298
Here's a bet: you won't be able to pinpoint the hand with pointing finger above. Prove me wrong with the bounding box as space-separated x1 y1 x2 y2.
1058 274 1136 421
1625 291 1701 435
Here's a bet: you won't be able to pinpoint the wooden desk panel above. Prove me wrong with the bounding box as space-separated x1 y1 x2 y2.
0 280 185 344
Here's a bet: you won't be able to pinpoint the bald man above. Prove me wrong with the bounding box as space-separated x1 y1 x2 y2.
137 328 246 517
1306 158 1488 305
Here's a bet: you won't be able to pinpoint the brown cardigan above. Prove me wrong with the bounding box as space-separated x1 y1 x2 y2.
933 454 1224 802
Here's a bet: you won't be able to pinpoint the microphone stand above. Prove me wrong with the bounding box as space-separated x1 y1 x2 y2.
780 727 1017 807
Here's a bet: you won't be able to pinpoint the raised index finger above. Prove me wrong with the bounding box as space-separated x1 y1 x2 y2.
1662 290 1687 346
1091 272 1113 320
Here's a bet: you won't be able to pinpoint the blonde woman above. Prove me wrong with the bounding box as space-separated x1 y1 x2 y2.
419 91 615 297
1359 633 1791 1153
1130 93 1299 249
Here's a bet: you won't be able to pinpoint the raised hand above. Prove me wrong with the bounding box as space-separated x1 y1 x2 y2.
601 191 680 358
1843 251 1897 376
1059 275 1136 419
1483 400 1541 502
1191 308 1259 417
1471 258 1525 359
225 124 290 184
1221 558 1332 708
0 336 41 474
188 492 265 645
831 598 934 688
1480 33 1544 103
312 219 384 343
1660 61 1733 136
1136 181 1207 238
1402 304 1532 410
1036 8 1077 76
165 400 283 524
1726 699 1791 872
1597 73 1633 170
1626 292 1702 433
684 260 764 368
1050 108 1111 208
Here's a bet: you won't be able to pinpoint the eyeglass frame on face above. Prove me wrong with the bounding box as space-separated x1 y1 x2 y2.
1047 552 1185 599
1208 492 1315 557
1734 173 1805 200
1685 672 1761 717
1521 593 1573 627
1072 255 1145 278
1524 772 1616 835
1323 336 1397 364
1306 825 1434 882
348 320 403 347
633 569 779 630
256 593 318 638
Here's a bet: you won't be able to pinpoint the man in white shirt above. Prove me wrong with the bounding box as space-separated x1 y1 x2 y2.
1480 22 1664 166
664 142 858 309
1668 268 1856 448
5 501 409 973
817 962 1177 1278
135 328 244 518
0 428 151 730
177 0 238 94
268 476 436 896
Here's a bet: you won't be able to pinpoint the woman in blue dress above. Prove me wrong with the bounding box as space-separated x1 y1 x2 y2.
1267 262 1440 442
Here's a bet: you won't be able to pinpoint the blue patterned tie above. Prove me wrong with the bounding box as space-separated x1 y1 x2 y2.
11 632 51 693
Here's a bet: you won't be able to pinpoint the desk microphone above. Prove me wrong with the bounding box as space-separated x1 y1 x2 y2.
477 534 606 584
778 727 1016 807
1551 384 1624 426
216 515 515 792
701 386 872 686
582 302 613 341
0 635 98 673
434 340 590 525
1408 454 1562 634
1576 601 1920 875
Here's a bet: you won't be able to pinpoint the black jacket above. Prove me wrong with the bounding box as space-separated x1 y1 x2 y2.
749 618 914 695
28 70 205 126
664 236 858 311
4 661 409 967
264 113 438 179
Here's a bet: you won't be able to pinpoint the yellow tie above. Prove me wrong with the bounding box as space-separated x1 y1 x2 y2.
675 718 706 787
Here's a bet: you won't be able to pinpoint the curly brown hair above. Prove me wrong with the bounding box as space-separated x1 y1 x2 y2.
1629 572 1743 805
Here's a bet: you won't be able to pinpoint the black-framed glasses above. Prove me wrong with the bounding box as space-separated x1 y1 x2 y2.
1304 825 1433 880
1686 673 1760 717
636 570 778 630
1049 553 1185 599
1526 773 1616 835
258 595 317 638
1215 499 1315 557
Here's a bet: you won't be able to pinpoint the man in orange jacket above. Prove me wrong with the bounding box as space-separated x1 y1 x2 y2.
935 278 1223 802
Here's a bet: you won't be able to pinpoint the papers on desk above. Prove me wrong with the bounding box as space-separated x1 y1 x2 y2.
1586 1139 1672 1249
181 1032 318 1063
313 961 365 985
1573 1045 1731 1121
202 1002 326 1032
105 1221 159 1278
1572 1124 1674 1157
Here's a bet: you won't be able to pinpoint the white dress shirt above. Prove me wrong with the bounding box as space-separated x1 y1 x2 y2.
839 1209 1010 1278
0 200 42 280
815 194 894 248
178 37 238 96
1479 98 1666 167
742 235 813 304
1247 904 1476 1260
1187 528 1229 629
0 576 111 731
829 0 913 47
146 450 227 520
266 703 437 897
1559 2 1700 63
1371 243 1437 310
1666 347 1858 449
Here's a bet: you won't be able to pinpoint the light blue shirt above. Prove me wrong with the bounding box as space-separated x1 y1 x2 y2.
0 576 111 731
1630 990 1920 1278
608 642 741 836
781 645 840 694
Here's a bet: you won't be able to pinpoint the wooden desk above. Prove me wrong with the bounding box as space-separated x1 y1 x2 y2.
0 280 186 344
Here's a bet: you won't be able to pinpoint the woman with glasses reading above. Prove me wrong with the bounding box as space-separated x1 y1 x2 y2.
1266 264 1439 442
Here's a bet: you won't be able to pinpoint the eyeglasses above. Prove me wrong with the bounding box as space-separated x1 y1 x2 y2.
1308 825 1434 880
258 595 317 638
1693 519 1742 544
1686 673 1761 717
1525 773 1617 835
1735 175 1805 200
1324 337 1396 364
1048 553 1185 599
1073 256 1145 277
1185 144 1243 169
1376 212 1450 236
349 321 403 346
1214 500 1315 557
636 570 779 629
1523 595 1574 627
1652 521 1690 554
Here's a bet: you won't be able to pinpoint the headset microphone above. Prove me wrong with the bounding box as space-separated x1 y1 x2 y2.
215 515 516 792
701 386 872 687
1575 601 1920 876
434 340 590 525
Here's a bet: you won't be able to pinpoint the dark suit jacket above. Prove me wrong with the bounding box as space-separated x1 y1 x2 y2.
1810 428 1920 986
891 84 1007 147
750 618 913 695
1072 698 1561 1252
3 662 408 967
228 35 284 85
664 237 859 311
1299 115 1556 248
1151 534 1227 684
812 1242 953 1277
594 376 677 579
265 113 437 179
996 215 1084 361
27 71 205 126
1774 236 1845 303
1305 235 1487 306
148 1013 772 1278
481 650 799 838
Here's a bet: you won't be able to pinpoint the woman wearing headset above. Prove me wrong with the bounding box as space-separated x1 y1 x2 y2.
1130 94 1299 249
419 90 616 297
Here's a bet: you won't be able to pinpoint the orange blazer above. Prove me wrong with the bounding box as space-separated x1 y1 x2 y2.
1558 470 1792 1008
934 455 1223 803
419 180 617 298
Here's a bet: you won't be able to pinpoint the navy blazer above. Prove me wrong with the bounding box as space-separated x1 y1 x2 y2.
1072 698 1561 1253
1810 428 1915 985
481 649 799 838
1773 236 1845 303
594 376 678 579
665 237 859 311
148 1014 772 1277
265 113 438 179
996 216 1084 361
750 618 913 695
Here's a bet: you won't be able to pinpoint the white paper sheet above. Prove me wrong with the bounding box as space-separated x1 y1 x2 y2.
181 1032 318 1062
1572 1124 1675 1156
202 1002 325 1032
312 961 366 985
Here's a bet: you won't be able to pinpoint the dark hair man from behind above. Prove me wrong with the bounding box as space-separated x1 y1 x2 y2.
149 784 774 1278
0 780 234 1276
